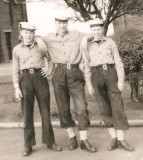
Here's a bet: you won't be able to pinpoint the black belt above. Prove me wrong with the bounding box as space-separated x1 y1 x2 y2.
91 64 115 70
21 68 42 74
56 63 79 69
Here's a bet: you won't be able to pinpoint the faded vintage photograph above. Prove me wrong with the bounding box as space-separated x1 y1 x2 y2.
0 0 143 160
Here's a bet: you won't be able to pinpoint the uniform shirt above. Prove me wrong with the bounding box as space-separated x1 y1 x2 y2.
83 37 125 87
41 30 84 64
12 41 50 89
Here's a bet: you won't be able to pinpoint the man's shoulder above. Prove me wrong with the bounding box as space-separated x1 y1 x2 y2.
42 32 56 41
104 37 116 44
13 43 22 51
70 30 81 35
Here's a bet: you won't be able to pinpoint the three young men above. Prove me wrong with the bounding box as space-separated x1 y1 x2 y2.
12 16 134 156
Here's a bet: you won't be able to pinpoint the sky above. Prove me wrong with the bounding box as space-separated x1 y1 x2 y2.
26 1 114 36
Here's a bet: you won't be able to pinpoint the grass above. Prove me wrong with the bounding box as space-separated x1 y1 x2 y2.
0 78 143 123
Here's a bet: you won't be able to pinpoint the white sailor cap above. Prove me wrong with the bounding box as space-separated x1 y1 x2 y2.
89 19 104 27
55 10 70 22
20 22 36 31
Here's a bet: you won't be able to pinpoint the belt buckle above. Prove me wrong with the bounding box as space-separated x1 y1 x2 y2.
29 68 34 74
103 64 107 70
67 64 71 69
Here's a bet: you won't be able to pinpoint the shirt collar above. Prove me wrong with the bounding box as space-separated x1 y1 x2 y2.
90 36 107 44
53 30 69 37
21 40 37 48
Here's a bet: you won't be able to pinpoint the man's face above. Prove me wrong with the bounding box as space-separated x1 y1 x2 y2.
55 21 68 35
90 26 104 40
20 29 35 44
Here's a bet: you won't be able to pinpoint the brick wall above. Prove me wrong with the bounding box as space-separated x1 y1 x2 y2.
0 1 27 63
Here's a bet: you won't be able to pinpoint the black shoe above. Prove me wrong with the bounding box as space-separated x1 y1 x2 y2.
80 140 97 153
47 143 62 152
68 136 78 150
22 147 32 156
107 138 117 151
117 140 134 151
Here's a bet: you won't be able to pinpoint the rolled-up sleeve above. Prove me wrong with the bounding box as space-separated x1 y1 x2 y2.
111 40 125 85
12 47 20 89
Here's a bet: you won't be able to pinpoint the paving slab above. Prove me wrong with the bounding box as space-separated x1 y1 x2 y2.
0 127 143 160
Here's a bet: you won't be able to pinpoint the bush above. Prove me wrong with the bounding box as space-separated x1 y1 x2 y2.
113 29 143 101
115 29 143 82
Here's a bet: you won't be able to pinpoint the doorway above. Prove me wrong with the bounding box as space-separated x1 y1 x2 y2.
5 32 12 60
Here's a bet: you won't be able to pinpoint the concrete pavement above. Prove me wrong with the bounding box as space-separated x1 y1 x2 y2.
0 62 12 83
0 62 12 76
0 127 143 160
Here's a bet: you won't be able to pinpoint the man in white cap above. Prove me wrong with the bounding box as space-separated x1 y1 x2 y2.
83 19 134 151
12 22 62 156
36 12 96 153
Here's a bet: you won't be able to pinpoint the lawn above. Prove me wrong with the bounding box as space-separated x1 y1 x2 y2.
0 77 143 123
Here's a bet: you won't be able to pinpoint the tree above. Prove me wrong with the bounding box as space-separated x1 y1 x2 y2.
64 0 143 35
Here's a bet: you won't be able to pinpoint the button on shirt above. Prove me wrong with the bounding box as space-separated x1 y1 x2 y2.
41 30 84 64
83 37 125 87
12 42 50 89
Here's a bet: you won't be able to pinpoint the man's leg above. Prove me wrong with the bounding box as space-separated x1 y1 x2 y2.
107 67 134 151
20 74 35 156
52 67 77 150
52 67 76 128
34 73 62 151
67 68 96 152
91 69 113 127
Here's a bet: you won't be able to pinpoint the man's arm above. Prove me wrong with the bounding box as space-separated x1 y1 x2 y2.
12 47 20 89
82 47 94 95
12 48 23 100
41 50 55 77
35 36 48 52
111 40 125 91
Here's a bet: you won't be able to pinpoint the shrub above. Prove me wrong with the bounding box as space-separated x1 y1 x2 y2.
113 29 143 101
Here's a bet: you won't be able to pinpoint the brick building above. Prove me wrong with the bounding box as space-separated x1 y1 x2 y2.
114 14 143 33
0 0 27 63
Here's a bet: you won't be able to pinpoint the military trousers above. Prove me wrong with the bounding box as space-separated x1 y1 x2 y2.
52 65 90 130
91 65 129 130
20 70 55 147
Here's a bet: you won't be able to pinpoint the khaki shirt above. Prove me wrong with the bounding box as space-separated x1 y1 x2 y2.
83 37 125 87
12 42 50 89
42 30 84 64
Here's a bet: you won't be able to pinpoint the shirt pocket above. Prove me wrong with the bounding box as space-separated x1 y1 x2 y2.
65 40 80 55
67 40 80 47
19 54 29 65
100 47 113 59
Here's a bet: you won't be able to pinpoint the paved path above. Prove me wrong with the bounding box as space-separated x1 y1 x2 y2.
0 62 12 76
0 127 143 160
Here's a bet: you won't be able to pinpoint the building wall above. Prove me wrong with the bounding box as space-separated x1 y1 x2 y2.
113 14 143 34
0 1 27 63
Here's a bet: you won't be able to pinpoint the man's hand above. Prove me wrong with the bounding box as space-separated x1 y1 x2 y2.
15 88 23 100
117 82 124 92
41 66 52 77
80 37 88 52
36 38 48 52
87 85 94 95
